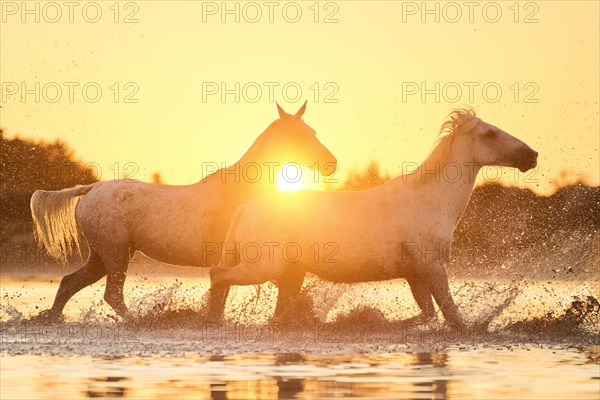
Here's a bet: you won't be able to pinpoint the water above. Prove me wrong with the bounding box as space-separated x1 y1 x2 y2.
2 348 598 399
1 270 599 399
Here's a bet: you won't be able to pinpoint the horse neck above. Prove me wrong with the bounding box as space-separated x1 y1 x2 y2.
199 132 277 205
409 149 481 226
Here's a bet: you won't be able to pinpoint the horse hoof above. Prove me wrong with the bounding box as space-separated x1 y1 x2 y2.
28 309 64 325
398 314 436 328
446 320 468 335
107 311 134 324
202 311 224 325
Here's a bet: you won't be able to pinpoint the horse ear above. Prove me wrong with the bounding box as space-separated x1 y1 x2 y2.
295 101 307 118
276 102 287 118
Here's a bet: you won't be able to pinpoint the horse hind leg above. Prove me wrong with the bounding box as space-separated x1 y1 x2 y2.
43 250 107 320
101 242 135 319
208 261 287 320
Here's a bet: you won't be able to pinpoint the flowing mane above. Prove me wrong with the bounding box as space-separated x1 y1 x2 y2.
424 107 479 165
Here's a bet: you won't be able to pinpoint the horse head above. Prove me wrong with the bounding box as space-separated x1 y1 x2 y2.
257 101 337 176
444 108 538 172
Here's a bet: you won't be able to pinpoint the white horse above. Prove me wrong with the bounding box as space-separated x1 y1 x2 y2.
209 108 538 329
30 102 337 320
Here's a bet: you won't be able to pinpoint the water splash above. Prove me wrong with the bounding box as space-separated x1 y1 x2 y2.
77 300 112 324
0 302 23 323
1 276 598 348
453 280 522 331
505 295 600 337
127 281 182 319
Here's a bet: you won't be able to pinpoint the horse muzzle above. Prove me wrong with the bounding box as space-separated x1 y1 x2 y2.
311 155 337 176
320 160 338 176
517 148 538 172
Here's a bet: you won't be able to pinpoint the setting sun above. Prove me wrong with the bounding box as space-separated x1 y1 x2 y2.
277 163 324 192
0 1 598 399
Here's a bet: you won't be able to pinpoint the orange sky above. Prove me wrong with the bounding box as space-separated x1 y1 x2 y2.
1 1 598 194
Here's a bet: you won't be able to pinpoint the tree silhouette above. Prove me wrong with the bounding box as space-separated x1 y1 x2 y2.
337 161 391 191
1 129 98 243
151 172 163 184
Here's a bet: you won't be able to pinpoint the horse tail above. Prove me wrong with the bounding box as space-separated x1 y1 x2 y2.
30 183 97 263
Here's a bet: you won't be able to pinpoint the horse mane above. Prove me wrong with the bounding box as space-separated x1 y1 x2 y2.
203 119 281 181
423 107 479 165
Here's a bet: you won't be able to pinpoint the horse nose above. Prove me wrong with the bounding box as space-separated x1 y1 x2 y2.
524 146 538 159
532 149 539 159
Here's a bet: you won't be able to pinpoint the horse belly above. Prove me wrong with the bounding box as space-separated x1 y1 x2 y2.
132 211 228 268
312 263 397 283
134 227 206 267
76 181 226 268
307 243 400 283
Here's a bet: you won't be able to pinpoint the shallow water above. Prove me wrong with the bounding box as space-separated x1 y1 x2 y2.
2 347 599 399
1 272 599 399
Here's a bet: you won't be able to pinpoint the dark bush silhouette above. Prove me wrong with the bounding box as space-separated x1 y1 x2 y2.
336 161 390 192
151 172 164 184
1 129 98 243
452 182 599 276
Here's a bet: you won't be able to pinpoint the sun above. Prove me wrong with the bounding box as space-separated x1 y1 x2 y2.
277 163 323 192
277 163 304 191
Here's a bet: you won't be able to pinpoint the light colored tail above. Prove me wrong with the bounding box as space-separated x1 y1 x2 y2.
30 183 96 263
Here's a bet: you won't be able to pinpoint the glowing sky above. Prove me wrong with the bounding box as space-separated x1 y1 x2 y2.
1 1 598 193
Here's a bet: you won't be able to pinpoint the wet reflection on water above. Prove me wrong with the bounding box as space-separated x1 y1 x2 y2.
2 347 598 399
1 276 598 398
85 376 128 398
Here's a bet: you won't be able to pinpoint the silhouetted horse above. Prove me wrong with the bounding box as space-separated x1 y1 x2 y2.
209 108 538 329
31 102 337 320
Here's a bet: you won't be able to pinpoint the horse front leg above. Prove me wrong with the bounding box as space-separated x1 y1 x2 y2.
423 261 466 332
206 252 236 321
206 282 230 321
402 275 436 327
